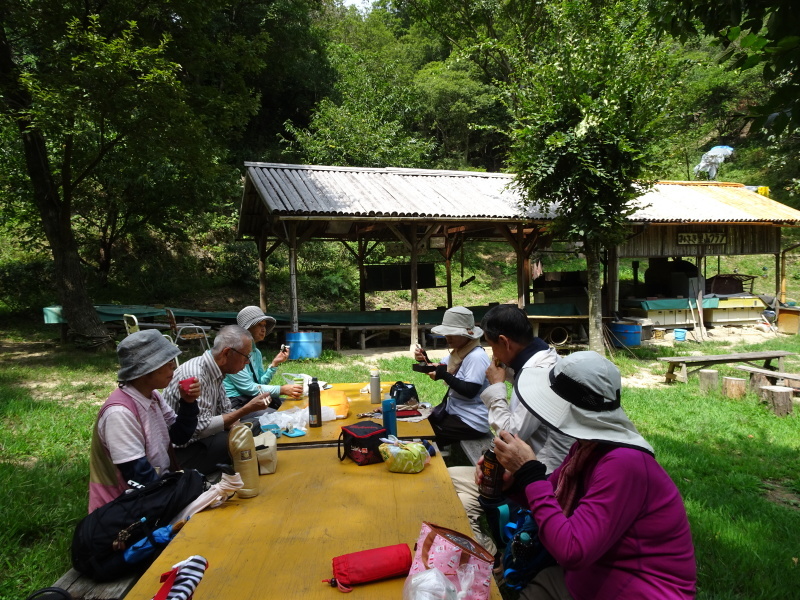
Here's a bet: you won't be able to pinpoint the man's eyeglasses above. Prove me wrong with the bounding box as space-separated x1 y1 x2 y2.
228 347 251 364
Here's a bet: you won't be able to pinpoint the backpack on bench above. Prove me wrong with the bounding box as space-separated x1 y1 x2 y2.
72 470 205 581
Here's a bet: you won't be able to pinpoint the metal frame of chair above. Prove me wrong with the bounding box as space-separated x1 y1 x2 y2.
165 308 211 352
123 314 140 336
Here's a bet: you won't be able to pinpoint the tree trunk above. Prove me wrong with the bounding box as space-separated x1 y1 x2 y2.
722 377 746 399
0 31 113 351
759 385 793 417
584 238 605 353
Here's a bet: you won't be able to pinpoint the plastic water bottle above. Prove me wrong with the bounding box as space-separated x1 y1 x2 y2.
382 397 397 436
370 370 381 404
308 377 321 428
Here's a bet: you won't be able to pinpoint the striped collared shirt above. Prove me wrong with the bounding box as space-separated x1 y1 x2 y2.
164 351 231 446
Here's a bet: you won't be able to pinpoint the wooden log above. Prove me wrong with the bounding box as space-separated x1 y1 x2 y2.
722 376 746 399
698 369 718 393
759 385 794 416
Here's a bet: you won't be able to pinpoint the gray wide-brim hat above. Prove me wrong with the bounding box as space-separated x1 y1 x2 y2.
236 305 276 335
431 306 483 339
514 351 653 454
117 329 181 382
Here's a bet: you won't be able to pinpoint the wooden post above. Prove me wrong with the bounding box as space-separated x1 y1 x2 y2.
722 376 746 399
759 385 794 416
698 369 718 393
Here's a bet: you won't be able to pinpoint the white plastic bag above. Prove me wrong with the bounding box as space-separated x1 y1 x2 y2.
259 407 307 432
258 405 336 430
403 568 458 600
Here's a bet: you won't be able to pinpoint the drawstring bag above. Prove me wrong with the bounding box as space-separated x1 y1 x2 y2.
407 522 494 600
324 544 412 592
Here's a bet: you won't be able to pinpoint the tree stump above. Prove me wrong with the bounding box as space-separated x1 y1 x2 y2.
721 376 746 399
747 372 770 394
698 369 718 393
759 385 794 416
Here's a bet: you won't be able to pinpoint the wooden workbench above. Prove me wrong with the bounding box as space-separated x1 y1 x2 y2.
277 382 435 447
657 350 794 383
123 447 501 600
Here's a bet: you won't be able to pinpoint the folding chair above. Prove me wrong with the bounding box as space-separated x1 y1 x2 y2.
165 308 211 354
123 314 140 336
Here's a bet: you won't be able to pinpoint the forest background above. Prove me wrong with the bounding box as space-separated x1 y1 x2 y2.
2 0 800 326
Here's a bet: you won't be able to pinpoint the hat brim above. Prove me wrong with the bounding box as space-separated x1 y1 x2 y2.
514 366 653 454
430 324 483 339
244 315 276 336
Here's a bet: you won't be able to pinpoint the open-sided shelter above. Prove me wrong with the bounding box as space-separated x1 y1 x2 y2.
238 162 800 344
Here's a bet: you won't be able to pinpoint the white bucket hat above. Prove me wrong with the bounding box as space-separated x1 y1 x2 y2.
117 329 181 382
236 306 276 335
514 351 653 454
431 306 483 339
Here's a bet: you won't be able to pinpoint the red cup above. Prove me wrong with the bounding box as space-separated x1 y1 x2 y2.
179 377 195 394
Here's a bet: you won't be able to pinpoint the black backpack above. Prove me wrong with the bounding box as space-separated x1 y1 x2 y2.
71 470 205 581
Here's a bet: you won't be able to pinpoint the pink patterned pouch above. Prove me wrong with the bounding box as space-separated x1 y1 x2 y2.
408 522 494 600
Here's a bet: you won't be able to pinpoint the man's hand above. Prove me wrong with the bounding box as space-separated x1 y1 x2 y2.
485 359 507 385
244 392 272 414
494 429 537 474
413 347 429 363
280 383 303 398
179 378 201 403
270 346 290 368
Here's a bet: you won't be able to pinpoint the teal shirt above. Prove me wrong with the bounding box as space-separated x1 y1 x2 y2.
223 345 280 399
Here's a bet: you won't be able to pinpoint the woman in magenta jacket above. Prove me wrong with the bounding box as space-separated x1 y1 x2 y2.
486 351 696 600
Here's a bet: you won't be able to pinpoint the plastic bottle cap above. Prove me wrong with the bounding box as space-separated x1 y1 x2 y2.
370 370 379 376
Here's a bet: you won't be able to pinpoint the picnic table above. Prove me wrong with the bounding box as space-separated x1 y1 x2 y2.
123 446 502 600
276 382 435 447
657 350 794 383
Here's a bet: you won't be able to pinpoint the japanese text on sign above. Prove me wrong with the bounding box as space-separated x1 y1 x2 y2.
677 232 726 245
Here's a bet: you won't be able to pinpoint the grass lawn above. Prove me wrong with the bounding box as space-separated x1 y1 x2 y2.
1 317 800 599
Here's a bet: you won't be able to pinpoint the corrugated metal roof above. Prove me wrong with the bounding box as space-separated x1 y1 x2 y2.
243 163 800 225
630 181 800 223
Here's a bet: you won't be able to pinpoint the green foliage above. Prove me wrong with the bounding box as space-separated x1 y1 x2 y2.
0 258 57 311
650 0 800 134
507 0 675 249
283 43 435 167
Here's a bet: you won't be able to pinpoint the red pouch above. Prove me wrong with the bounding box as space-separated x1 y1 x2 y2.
324 543 412 592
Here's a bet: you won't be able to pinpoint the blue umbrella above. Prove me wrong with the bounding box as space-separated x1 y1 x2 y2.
123 520 186 564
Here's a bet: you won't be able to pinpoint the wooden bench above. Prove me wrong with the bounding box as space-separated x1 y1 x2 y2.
657 350 794 383
734 365 800 390
459 433 494 466
349 324 437 350
52 568 136 600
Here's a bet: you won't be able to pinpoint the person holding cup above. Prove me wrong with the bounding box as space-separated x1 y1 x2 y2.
224 306 302 409
88 329 201 512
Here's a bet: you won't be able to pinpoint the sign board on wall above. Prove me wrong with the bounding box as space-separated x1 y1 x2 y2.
677 233 727 245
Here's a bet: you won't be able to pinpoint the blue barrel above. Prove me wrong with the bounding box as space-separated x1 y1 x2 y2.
608 322 642 348
673 328 687 342
286 332 322 359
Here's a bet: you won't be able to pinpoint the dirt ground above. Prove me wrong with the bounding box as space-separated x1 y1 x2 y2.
341 323 787 389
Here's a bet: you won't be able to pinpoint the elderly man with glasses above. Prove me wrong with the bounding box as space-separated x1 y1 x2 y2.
163 324 270 475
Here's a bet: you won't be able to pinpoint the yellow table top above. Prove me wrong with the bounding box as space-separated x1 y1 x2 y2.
124 447 501 599
276 382 435 447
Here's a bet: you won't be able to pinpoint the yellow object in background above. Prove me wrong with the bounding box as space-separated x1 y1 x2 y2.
320 389 350 418
757 186 770 197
